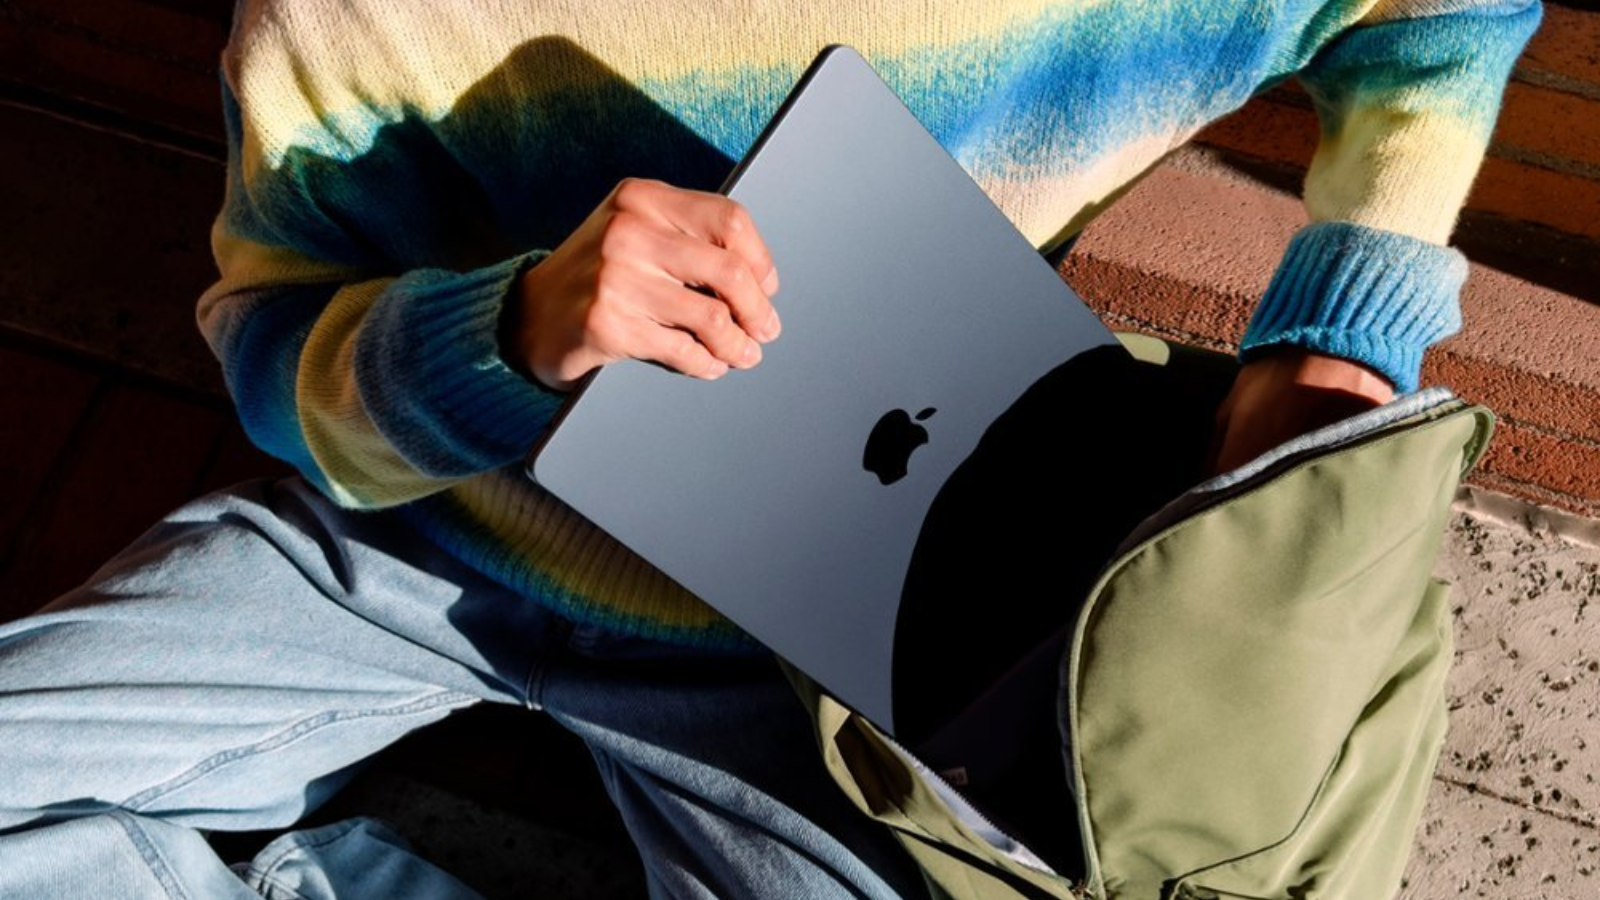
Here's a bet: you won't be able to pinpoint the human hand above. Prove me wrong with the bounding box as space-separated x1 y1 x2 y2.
1203 348 1396 477
503 177 782 392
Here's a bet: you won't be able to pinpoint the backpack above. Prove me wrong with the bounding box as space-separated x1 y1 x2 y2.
783 332 1494 900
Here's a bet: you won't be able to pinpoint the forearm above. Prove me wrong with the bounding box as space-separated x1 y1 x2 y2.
201 238 564 509
1242 0 1543 393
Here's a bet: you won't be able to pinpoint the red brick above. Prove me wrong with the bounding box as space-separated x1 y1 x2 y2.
1058 156 1598 514
1495 81 1600 170
1466 471 1599 520
1467 154 1600 240
1474 418 1600 503
1521 5 1600 87
1195 86 1600 243
1195 97 1319 170
1426 349 1600 445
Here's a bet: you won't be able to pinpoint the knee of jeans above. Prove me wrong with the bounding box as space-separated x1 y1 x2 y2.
236 816 476 900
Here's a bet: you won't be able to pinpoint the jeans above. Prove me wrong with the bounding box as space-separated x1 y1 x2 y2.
0 477 930 899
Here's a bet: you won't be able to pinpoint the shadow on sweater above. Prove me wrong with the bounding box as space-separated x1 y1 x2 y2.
246 36 742 273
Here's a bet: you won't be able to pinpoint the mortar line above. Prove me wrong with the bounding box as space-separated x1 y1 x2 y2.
1434 775 1600 832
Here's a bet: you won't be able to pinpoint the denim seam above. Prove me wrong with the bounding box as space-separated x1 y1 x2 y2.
523 615 573 710
243 817 375 900
121 689 476 813
110 810 193 900
246 871 313 900
522 653 550 711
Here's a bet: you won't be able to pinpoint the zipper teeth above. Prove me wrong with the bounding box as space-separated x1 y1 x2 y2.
1109 395 1469 561
875 728 1060 876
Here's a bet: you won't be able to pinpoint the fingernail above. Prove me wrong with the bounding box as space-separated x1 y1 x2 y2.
761 269 780 295
761 309 782 342
741 340 762 366
708 361 729 379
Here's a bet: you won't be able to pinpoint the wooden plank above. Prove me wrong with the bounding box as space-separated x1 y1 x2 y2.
0 344 100 551
0 381 227 622
0 101 228 393
0 0 227 141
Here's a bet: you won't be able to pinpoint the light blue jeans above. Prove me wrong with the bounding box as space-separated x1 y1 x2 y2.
0 477 929 899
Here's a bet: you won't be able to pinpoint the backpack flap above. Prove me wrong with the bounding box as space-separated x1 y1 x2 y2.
1065 400 1495 900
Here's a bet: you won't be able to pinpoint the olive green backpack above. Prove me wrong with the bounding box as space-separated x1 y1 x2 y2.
784 333 1494 900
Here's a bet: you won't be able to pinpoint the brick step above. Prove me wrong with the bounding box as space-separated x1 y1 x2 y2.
1193 3 1600 248
1060 146 1599 518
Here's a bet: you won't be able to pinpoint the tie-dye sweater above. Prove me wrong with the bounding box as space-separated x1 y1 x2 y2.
200 0 1540 650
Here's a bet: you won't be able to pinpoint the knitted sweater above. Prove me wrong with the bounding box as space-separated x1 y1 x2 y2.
200 0 1540 650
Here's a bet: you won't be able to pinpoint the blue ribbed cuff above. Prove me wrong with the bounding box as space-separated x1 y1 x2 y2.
1240 221 1469 394
354 248 565 477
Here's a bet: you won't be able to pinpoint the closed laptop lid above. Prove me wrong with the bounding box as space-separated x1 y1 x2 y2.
526 43 1122 736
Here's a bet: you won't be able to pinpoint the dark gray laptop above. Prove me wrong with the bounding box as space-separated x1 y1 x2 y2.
525 43 1123 740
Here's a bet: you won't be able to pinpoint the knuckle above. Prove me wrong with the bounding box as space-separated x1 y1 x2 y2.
700 301 732 334
722 257 753 290
613 176 654 207
673 330 704 363
719 200 752 236
579 300 616 341
597 213 641 260
713 259 753 306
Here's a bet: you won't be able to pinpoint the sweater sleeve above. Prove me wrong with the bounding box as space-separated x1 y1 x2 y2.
196 58 567 510
1239 0 1543 393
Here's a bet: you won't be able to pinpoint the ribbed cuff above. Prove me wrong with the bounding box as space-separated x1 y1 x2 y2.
355 248 565 477
1240 221 1469 394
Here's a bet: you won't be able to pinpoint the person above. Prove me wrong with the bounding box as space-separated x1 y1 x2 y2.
0 0 1541 897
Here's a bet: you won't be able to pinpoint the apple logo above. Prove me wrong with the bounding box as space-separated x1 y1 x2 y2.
863 407 937 485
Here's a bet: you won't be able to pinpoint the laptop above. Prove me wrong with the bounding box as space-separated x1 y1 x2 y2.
524 43 1126 747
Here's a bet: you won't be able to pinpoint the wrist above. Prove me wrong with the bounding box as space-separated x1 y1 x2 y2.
1246 346 1396 406
500 255 568 393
